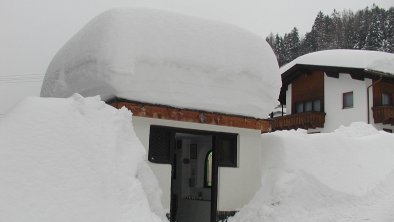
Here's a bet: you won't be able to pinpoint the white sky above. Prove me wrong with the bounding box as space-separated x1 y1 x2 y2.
0 0 393 115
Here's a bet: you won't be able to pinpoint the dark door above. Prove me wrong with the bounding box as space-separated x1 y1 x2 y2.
171 133 213 222
148 126 238 222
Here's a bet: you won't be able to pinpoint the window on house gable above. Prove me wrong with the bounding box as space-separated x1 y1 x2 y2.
313 100 321 112
305 101 313 112
382 92 392 106
295 99 322 113
343 91 353 109
296 102 304 113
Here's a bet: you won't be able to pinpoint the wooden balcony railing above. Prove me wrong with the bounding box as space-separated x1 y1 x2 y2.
271 112 326 131
372 106 394 125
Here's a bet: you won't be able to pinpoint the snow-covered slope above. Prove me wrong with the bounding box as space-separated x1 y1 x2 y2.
0 95 166 222
40 8 280 119
280 49 394 75
229 122 394 222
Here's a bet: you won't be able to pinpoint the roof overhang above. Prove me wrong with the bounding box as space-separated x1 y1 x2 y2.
107 97 271 132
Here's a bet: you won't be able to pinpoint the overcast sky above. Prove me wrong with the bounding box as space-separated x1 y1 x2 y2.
0 0 393 114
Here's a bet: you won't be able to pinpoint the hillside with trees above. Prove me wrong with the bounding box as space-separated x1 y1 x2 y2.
267 5 394 66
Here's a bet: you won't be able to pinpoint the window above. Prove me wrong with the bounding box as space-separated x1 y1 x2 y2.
148 126 172 164
382 93 392 106
313 100 321 112
343 92 353 109
205 151 212 187
294 99 322 113
296 102 304 113
217 135 238 167
305 101 313 112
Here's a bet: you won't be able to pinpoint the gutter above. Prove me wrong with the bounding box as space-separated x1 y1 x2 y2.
366 75 383 124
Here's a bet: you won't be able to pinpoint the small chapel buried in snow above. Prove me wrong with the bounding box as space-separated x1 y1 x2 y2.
40 8 281 222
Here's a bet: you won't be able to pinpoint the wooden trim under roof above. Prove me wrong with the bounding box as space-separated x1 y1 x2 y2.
108 98 270 132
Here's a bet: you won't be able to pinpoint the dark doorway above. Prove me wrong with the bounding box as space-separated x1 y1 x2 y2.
172 133 213 222
148 126 237 222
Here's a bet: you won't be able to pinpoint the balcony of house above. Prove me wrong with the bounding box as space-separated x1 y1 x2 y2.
270 112 326 131
372 106 394 125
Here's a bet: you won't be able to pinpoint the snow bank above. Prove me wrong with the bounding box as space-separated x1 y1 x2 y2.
0 94 166 222
280 49 394 75
229 122 394 222
40 8 280 118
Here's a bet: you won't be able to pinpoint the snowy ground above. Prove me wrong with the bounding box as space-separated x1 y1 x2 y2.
0 95 166 222
230 122 394 222
1 95 394 221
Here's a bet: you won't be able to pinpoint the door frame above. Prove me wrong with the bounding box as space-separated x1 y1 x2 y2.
170 128 218 222
149 125 237 222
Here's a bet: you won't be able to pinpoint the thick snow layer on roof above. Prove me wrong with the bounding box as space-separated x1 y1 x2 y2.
40 8 280 119
229 122 394 222
0 94 166 222
280 49 394 75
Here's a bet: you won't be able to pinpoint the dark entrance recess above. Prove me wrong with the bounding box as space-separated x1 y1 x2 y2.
149 125 238 222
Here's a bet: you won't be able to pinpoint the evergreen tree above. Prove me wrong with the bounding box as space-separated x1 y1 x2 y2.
341 10 357 49
300 30 318 55
382 7 394 52
331 10 344 48
282 33 292 64
356 7 371 49
275 34 286 66
312 11 326 50
288 27 301 61
365 5 385 50
266 5 394 66
266 33 275 49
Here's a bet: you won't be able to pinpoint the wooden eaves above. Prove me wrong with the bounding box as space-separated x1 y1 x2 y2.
108 98 271 133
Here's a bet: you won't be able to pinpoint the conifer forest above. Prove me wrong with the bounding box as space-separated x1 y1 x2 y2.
266 5 394 66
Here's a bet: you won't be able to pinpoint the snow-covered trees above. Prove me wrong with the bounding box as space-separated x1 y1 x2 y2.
267 5 394 66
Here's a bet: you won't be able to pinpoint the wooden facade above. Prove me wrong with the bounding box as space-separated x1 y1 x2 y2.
271 112 326 131
271 70 326 131
372 106 394 125
291 70 325 114
109 99 270 132
372 80 394 106
277 62 394 132
371 80 394 125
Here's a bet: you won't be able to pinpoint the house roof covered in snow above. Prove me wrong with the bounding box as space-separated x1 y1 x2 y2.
41 8 280 119
278 49 394 103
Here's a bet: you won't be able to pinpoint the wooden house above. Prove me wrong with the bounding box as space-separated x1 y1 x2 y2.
271 50 394 133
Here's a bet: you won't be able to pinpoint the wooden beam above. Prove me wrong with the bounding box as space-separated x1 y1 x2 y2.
325 71 339 78
109 100 271 132
350 73 365 81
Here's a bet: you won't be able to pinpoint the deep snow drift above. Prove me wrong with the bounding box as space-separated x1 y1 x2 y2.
280 49 394 75
3 96 394 222
0 95 166 222
40 8 280 119
230 122 394 222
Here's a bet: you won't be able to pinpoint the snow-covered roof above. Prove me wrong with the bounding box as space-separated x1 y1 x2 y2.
41 8 280 119
280 49 394 75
